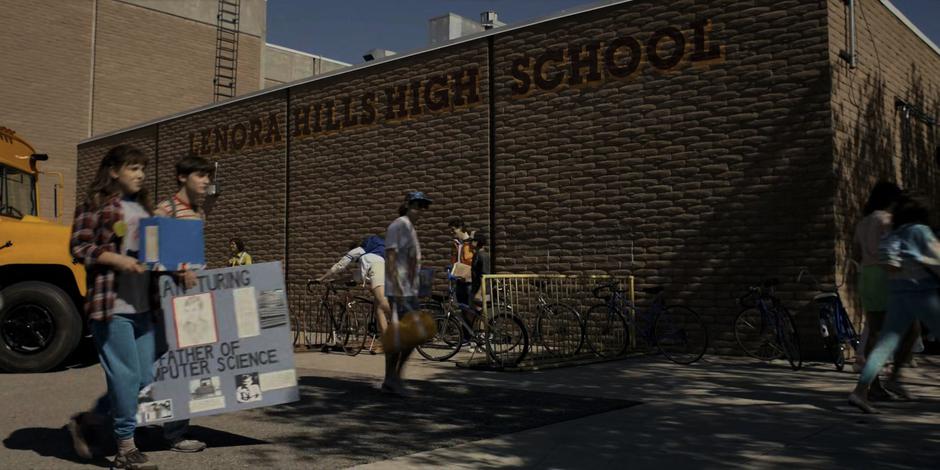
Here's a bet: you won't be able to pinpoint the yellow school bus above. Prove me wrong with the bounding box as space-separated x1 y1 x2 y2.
0 126 85 372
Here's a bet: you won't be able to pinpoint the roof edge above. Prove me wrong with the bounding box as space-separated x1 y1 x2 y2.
265 43 352 66
80 0 629 145
879 0 940 57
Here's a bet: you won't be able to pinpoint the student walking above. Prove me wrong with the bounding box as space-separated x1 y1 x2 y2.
849 195 940 413
67 145 159 469
852 182 917 395
448 218 474 305
319 235 391 336
150 155 216 452
382 191 432 396
470 231 491 305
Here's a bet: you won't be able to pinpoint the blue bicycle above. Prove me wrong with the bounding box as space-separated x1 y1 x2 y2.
586 283 708 364
798 265 860 371
733 279 802 370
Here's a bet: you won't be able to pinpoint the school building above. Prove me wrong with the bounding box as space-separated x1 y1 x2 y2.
1 0 347 221
76 0 940 354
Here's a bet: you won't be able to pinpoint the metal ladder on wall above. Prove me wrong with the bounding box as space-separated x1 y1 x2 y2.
213 0 240 102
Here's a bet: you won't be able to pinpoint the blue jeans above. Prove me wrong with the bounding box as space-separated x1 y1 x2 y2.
90 314 155 440
859 289 940 385
92 313 190 441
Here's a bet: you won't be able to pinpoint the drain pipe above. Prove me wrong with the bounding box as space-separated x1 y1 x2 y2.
839 0 858 68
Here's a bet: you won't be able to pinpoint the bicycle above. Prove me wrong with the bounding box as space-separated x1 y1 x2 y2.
527 279 586 357
301 279 373 356
797 263 860 371
416 280 530 367
586 283 709 364
732 279 802 370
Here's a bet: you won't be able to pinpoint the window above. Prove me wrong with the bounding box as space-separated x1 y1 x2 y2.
0 165 37 218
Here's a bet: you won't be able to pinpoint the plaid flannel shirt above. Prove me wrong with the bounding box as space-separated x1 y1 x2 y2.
70 196 123 322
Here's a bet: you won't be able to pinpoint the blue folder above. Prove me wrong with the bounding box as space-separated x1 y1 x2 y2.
138 217 206 270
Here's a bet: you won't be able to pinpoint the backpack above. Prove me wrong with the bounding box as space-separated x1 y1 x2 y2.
361 235 385 258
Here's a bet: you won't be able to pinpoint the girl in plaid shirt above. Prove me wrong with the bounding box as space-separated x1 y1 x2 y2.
68 145 159 469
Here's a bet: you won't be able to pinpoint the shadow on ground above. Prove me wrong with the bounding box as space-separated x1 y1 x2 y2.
250 375 639 469
3 424 266 468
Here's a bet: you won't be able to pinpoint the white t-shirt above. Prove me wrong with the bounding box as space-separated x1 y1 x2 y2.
385 215 421 297
328 247 384 285
113 199 151 314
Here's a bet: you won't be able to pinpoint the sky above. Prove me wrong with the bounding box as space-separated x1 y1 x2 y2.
266 0 940 65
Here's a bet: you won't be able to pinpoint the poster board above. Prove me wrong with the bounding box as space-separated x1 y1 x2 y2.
139 262 299 424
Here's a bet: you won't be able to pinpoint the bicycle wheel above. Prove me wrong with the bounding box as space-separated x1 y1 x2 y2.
307 300 331 349
536 303 585 357
820 309 845 370
343 297 373 357
416 316 464 361
334 302 362 355
777 307 802 370
734 308 784 361
485 312 529 367
584 304 628 358
653 305 708 365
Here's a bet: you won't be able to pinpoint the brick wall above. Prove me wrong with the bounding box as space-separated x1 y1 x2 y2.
0 0 93 222
92 0 262 136
1 0 264 223
829 0 940 326
74 0 938 357
285 42 490 296
493 0 834 353
156 93 288 271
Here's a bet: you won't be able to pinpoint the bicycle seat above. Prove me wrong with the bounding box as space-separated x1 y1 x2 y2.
819 284 838 293
813 292 838 302
642 286 664 295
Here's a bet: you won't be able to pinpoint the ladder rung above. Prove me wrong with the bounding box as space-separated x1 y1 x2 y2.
220 1 239 7
220 9 238 15
218 47 236 53
217 65 235 70
218 37 237 44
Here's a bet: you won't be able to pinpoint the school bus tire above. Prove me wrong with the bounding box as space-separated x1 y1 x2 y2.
0 281 82 373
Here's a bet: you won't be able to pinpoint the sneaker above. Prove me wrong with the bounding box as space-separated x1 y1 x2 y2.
67 413 92 460
884 381 913 401
848 392 879 414
169 437 207 453
113 448 158 470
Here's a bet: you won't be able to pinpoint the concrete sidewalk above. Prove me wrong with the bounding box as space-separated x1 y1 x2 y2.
1 351 937 469
304 353 939 469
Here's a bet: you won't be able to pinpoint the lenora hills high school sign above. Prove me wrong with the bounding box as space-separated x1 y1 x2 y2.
187 19 723 157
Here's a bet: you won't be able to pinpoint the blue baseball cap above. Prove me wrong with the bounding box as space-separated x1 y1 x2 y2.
405 191 432 205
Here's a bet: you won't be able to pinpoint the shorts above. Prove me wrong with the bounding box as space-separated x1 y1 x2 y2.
859 265 889 312
365 260 385 290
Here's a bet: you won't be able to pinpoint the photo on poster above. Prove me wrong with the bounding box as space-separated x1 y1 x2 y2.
137 399 173 423
235 372 263 403
260 369 297 392
232 286 261 338
258 289 288 329
173 292 218 348
188 376 226 413
189 376 222 400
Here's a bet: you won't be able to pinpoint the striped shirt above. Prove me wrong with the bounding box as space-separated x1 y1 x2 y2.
155 194 203 221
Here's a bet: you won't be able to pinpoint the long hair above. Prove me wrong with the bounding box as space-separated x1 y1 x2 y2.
230 237 246 252
84 145 151 211
863 181 902 216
